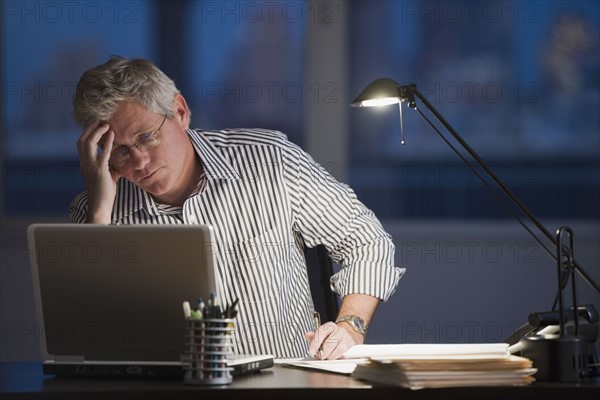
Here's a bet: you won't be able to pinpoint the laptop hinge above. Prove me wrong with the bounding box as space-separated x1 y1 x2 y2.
53 355 85 362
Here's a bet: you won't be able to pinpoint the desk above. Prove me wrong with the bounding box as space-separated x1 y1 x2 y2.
1 362 598 400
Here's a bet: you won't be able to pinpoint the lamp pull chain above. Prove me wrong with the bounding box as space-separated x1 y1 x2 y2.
399 101 405 145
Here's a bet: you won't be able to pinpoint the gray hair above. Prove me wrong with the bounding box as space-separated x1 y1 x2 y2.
73 56 182 128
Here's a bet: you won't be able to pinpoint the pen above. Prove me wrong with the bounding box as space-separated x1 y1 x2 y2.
227 298 239 318
183 301 191 319
197 297 205 315
313 310 324 360
208 292 216 318
190 309 203 320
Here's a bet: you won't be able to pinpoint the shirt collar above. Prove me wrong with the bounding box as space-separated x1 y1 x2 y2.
112 128 240 220
187 128 240 181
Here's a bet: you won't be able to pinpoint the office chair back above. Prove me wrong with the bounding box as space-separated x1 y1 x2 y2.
304 244 340 322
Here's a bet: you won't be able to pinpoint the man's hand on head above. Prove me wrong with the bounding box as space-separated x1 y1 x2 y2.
76 120 121 224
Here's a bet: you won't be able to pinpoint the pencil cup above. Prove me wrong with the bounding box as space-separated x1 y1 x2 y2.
182 318 235 385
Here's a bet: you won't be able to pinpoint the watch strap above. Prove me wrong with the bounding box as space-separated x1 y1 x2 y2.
335 314 368 335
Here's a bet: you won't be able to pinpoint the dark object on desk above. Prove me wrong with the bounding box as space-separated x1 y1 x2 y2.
305 244 340 322
517 306 597 382
505 304 599 379
519 228 595 382
521 334 587 383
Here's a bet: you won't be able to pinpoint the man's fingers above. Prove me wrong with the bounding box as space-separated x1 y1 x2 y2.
325 334 354 360
320 337 343 360
77 122 110 157
87 124 111 154
308 323 361 360
307 321 339 357
98 130 114 166
77 120 103 146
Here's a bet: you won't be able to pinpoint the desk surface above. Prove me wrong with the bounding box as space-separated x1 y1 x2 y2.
1 362 598 400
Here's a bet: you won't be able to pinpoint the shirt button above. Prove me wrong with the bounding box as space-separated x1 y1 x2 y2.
188 215 197 223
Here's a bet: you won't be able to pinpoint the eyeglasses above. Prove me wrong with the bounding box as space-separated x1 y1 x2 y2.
109 115 167 167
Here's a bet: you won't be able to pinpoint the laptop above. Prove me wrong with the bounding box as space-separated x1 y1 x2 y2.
28 223 273 377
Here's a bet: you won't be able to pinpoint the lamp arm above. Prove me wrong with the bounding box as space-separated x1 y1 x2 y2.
402 85 600 295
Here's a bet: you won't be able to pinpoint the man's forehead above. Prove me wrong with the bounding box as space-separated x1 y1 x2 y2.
110 101 150 119
108 103 157 144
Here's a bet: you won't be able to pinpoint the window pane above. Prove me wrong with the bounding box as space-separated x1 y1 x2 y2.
348 0 600 219
184 0 305 145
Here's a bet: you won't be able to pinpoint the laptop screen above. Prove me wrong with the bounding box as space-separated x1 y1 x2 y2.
28 224 217 363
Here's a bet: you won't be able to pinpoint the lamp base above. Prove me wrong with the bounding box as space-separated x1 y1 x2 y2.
520 334 587 382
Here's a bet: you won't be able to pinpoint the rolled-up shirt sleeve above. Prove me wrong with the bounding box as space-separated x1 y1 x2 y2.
283 140 405 302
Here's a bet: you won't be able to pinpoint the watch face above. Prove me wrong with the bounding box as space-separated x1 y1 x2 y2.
354 317 366 331
336 315 367 334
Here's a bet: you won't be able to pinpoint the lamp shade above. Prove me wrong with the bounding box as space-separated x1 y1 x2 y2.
351 77 403 107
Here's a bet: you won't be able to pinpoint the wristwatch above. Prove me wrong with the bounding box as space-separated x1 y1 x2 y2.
335 315 368 336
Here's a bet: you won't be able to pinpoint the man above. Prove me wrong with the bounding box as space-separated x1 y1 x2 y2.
70 56 404 359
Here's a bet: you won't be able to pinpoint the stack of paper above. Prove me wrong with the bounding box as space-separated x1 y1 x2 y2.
277 343 536 389
349 344 536 390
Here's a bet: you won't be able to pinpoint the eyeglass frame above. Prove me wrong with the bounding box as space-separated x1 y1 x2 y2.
109 114 168 167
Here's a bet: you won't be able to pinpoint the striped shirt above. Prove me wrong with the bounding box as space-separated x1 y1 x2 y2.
69 128 405 358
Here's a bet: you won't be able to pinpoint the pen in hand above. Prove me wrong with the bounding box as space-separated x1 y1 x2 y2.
313 311 324 360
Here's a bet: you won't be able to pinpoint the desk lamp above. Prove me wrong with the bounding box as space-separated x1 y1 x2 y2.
351 78 600 382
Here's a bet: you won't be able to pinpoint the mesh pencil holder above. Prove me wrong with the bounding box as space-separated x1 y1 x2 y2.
182 318 235 385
